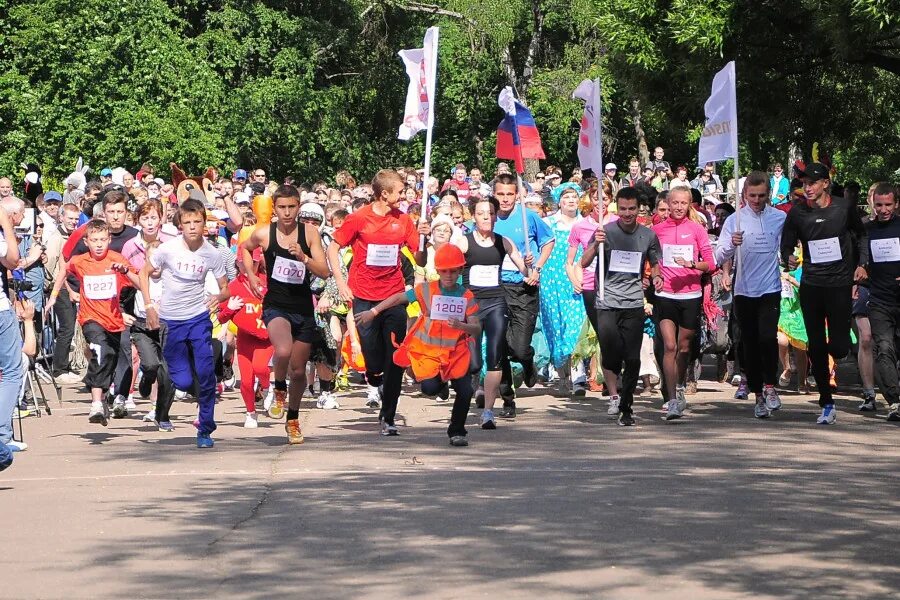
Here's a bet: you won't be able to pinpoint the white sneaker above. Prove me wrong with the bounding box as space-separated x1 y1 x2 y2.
174 389 188 401
366 385 381 408
124 394 138 411
223 375 236 391
816 404 836 425
316 391 340 410
665 399 683 420
607 395 620 416
111 396 128 418
263 388 274 411
763 387 782 411
143 408 156 423
5 440 27 452
56 372 83 384
244 412 259 428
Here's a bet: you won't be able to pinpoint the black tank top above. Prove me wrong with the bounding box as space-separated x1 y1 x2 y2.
463 232 507 299
263 222 314 315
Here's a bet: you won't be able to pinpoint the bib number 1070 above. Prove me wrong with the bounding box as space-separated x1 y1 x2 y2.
430 295 466 321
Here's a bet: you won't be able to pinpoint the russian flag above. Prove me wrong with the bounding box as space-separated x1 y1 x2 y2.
496 87 545 174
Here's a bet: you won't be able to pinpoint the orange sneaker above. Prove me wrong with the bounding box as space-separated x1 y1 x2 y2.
285 419 304 444
268 389 286 419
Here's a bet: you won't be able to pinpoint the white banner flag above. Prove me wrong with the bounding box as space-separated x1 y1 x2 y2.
698 61 738 165
398 27 439 141
573 79 603 175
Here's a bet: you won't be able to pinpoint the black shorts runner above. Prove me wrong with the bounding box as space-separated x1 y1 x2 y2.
262 307 319 343
653 296 702 331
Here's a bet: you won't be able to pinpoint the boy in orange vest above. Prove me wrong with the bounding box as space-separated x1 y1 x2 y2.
356 244 481 446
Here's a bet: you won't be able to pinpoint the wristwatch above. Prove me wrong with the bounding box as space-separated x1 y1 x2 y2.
534 266 542 274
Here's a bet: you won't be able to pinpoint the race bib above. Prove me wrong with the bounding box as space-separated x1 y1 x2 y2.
807 237 841 264
469 265 499 287
662 244 694 268
747 231 777 254
271 256 306 284
781 279 794 299
501 254 516 272
366 244 399 267
609 250 642 274
430 295 467 321
174 257 206 280
871 237 900 263
83 274 117 300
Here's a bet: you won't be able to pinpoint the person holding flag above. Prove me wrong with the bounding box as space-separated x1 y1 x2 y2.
493 88 554 415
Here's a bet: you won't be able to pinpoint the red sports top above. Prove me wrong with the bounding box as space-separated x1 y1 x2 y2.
67 250 135 332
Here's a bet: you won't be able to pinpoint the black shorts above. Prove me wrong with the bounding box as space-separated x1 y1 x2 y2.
653 296 702 331
852 285 870 317
262 307 319 343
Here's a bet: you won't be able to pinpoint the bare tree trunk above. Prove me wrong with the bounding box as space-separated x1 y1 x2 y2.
631 99 650 166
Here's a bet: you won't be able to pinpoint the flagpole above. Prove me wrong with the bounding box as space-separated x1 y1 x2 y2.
593 78 605 303
419 28 439 249
731 62 741 281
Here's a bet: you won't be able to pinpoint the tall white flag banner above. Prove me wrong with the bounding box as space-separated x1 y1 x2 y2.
573 79 603 175
398 27 439 141
698 61 738 165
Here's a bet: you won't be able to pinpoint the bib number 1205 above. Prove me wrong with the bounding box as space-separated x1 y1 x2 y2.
430 295 466 321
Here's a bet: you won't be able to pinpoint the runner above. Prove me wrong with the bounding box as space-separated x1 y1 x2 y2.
860 182 900 421
328 170 423 436
580 188 662 426
715 171 786 418
456 196 528 429
141 199 229 448
652 186 715 420
492 173 554 417
356 244 481 445
242 185 330 444
46 219 140 425
780 163 868 425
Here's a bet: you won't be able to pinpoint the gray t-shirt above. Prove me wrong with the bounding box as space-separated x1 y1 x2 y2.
595 222 661 310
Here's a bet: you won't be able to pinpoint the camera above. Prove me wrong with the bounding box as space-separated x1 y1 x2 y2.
9 269 34 299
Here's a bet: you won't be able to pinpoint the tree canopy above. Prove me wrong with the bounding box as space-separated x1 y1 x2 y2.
0 0 896 185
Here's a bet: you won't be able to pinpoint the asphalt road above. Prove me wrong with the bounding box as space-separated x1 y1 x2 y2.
3 373 899 599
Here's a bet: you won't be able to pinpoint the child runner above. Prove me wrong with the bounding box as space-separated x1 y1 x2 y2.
141 199 229 448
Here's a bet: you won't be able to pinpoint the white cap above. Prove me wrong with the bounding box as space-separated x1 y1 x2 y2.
605 163 617 171
233 191 251 204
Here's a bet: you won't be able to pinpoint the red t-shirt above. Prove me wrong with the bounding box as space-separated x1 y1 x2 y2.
332 204 418 301
67 250 135 332
218 274 269 340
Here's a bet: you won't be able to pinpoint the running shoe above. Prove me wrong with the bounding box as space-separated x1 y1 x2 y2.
816 404 836 425
56 371 84 385
223 363 235 390
244 412 259 428
143 408 156 423
174 389 188 401
498 403 516 419
858 391 877 412
571 381 587 397
887 404 900 422
111 397 128 419
437 383 450 402
763 386 782 411
335 373 350 392
449 435 469 447
481 409 497 429
157 421 175 432
676 386 688 413
685 381 698 395
617 413 635 427
730 374 742 386
365 385 382 409
734 380 749 400
196 432 214 448
777 371 793 388
285 419 304 444
124 394 137 411
664 399 683 420
754 397 771 419
263 388 273 411
380 419 399 436
5 440 28 452
316 391 340 410
268 389 286 419
607 395 620 416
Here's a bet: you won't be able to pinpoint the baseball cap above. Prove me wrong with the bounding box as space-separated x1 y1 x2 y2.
43 191 63 202
799 162 830 182
233 168 248 180
100 168 112 177
233 191 251 205
605 163 617 171
547 172 562 181
300 202 325 223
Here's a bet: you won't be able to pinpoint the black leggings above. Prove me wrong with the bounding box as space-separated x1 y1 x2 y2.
596 308 645 415
422 376 475 437
582 290 599 337
733 293 780 394
353 299 407 425
798 283 853 406
470 296 508 373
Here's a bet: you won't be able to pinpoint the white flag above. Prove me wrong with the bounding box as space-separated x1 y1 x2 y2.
573 79 603 175
398 27 439 141
698 61 738 165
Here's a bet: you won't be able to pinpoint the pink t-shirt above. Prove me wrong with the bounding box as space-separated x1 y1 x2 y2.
567 214 618 291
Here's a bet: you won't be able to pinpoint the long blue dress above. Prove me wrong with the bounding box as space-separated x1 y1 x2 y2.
539 213 586 369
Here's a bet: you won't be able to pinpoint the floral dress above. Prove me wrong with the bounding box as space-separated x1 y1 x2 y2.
539 213 587 369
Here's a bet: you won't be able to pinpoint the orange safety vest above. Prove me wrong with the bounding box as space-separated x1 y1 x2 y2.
393 281 474 382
